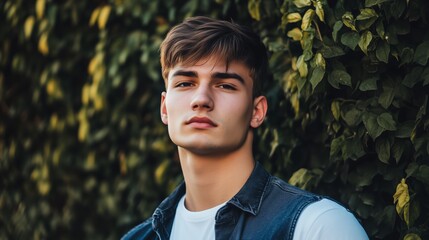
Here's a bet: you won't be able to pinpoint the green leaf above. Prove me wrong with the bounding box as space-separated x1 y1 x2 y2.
365 0 390 7
348 163 378 187
390 0 407 19
403 67 423 88
358 31 373 55
376 40 390 63
343 107 362 127
356 8 378 30
341 31 360 50
376 20 385 38
379 79 397 109
359 77 378 91
413 165 429 184
310 66 325 90
363 112 385 139
413 41 429 65
332 21 343 41
392 142 404 163
296 76 306 93
377 112 397 131
330 136 344 157
406 162 419 178
422 66 429 86
343 137 366 160
400 47 414 66
328 70 352 89
395 121 414 138
393 20 410 35
320 45 345 58
376 137 391 164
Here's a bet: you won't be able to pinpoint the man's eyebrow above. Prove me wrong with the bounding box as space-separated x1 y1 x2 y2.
212 72 245 84
171 70 198 78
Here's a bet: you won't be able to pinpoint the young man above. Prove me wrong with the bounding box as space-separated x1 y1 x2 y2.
122 16 368 240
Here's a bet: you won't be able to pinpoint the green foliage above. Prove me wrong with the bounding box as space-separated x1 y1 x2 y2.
1 0 428 239
275 0 429 239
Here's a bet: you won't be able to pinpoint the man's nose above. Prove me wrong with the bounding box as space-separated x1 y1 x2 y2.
190 85 214 111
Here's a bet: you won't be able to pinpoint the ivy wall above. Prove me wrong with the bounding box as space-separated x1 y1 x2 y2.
1 0 428 239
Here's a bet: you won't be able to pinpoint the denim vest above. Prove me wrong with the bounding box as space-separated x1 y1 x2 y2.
122 162 322 240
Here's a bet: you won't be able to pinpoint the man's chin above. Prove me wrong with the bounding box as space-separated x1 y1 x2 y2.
176 143 237 157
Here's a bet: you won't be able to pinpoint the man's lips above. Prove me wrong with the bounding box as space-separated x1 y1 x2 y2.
186 116 217 128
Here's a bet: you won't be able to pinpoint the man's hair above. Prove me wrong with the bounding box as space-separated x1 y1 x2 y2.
160 16 268 97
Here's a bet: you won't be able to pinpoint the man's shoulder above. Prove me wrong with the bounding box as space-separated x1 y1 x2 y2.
294 198 369 240
268 175 320 199
121 217 156 240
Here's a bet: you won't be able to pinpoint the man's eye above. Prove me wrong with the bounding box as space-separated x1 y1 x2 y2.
218 84 236 90
176 82 193 87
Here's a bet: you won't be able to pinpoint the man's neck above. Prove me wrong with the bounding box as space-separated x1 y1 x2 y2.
178 136 255 212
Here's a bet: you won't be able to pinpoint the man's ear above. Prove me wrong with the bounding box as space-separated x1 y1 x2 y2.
160 91 168 125
250 96 267 128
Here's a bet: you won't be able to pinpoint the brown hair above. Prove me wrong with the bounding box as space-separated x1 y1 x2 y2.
160 16 268 97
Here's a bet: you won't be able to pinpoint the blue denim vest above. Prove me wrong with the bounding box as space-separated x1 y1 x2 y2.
122 162 322 240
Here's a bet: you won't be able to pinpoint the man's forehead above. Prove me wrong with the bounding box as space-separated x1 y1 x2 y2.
169 57 250 75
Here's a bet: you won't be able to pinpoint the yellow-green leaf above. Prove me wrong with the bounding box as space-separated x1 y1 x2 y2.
296 55 308 77
314 52 326 69
81 84 90 105
286 13 302 23
331 101 341 121
393 178 410 225
287 28 302 41
289 168 308 186
314 0 325 22
293 0 311 8
403 233 422 240
98 5 112 29
85 152 96 170
358 31 373 55
38 180 50 195
356 8 378 20
290 92 300 116
301 9 315 30
38 32 49 55
36 0 45 20
248 0 261 21
24 16 35 39
89 7 101 26
78 110 89 142
93 95 104 110
342 12 357 31
155 160 170 185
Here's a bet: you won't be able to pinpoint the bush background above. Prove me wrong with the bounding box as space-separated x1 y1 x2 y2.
1 0 428 239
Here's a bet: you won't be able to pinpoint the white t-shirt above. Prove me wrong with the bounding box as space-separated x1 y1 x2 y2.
170 196 226 240
170 197 368 240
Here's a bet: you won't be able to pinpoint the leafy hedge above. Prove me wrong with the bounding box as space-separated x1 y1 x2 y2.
1 0 428 239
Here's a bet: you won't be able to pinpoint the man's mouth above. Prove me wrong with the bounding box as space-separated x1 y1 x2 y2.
186 116 218 128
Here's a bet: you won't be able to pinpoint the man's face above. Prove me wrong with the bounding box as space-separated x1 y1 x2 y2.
160 56 265 156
